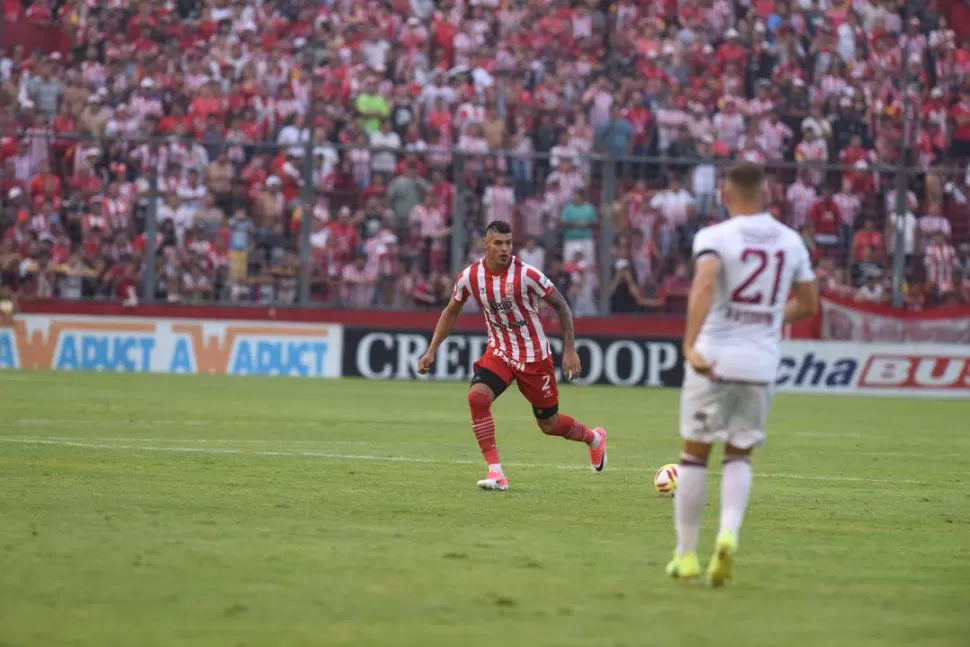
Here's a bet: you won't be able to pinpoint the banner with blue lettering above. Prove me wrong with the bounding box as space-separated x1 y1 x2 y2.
0 316 343 378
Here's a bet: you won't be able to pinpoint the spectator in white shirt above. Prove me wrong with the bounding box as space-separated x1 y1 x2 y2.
650 175 697 232
419 73 456 112
887 209 919 268
758 111 793 162
313 145 340 189
482 174 516 224
855 270 886 303
362 25 391 72
369 119 402 177
157 193 192 245
786 172 818 229
518 237 546 272
650 175 696 255
690 146 718 217
277 114 310 147
712 98 746 152
550 132 578 171
177 169 208 213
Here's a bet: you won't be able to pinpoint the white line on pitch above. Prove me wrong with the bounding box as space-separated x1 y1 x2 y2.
1 435 385 446
10 418 872 439
10 418 392 428
0 437 927 485
0 434 908 456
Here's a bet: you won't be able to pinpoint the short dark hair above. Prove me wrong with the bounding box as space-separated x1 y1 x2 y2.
724 162 765 198
484 221 512 236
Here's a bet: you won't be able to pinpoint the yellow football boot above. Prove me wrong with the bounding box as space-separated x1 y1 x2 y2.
707 531 738 588
666 551 701 580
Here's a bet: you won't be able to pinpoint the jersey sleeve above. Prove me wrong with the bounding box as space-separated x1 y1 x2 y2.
452 269 471 303
525 267 555 298
794 239 816 283
691 226 721 261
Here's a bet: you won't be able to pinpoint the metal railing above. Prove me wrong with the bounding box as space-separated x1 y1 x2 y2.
1 128 967 313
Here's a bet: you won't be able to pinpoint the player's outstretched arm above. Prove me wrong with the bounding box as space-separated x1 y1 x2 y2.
417 297 465 374
544 288 581 380
683 255 722 376
783 280 819 324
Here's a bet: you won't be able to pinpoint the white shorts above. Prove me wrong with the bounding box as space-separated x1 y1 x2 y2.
679 365 772 450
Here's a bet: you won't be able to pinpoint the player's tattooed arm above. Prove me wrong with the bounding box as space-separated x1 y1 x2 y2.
545 288 582 380
544 288 575 350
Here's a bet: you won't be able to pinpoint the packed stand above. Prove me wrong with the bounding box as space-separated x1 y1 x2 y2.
0 0 969 314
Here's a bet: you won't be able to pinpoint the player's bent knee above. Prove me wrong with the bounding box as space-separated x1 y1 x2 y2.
468 388 493 414
469 382 494 399
533 403 559 424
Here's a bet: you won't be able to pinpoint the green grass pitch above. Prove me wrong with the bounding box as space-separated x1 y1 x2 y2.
1 371 969 647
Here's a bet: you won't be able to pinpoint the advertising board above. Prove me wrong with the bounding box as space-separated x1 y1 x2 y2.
3 307 964 400
777 341 970 398
0 316 343 378
341 328 684 388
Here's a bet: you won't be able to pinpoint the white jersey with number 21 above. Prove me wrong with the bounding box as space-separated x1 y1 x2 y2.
692 213 815 384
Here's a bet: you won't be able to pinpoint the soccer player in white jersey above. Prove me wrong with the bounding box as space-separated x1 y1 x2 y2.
416 221 607 491
667 162 819 586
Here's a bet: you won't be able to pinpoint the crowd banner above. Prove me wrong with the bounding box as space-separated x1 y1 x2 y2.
776 340 970 398
341 327 684 388
820 295 970 344
0 315 343 378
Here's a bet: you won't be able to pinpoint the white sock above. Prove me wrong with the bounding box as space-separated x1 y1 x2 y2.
675 463 707 555
488 463 504 475
589 430 602 449
719 459 752 538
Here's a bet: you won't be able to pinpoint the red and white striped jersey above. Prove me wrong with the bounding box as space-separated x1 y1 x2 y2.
341 262 377 308
747 98 775 119
452 256 555 364
820 74 848 100
409 204 446 239
786 180 817 229
925 242 957 289
918 214 952 240
833 191 862 227
482 185 515 225
103 196 131 230
455 103 486 133
758 118 792 161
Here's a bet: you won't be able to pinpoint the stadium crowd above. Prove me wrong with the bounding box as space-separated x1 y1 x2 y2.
1 0 970 314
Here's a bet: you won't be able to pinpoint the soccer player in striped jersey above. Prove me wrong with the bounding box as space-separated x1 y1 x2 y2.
417 221 607 491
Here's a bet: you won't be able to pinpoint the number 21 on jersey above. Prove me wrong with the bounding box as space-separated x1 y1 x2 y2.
730 248 786 306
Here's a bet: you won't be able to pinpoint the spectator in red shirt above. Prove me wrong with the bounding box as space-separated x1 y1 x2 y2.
70 156 105 204
951 87 970 160
716 29 748 69
808 184 844 256
850 218 886 280
29 161 63 201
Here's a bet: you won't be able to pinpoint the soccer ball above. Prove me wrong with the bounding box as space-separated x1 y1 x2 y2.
654 464 679 497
